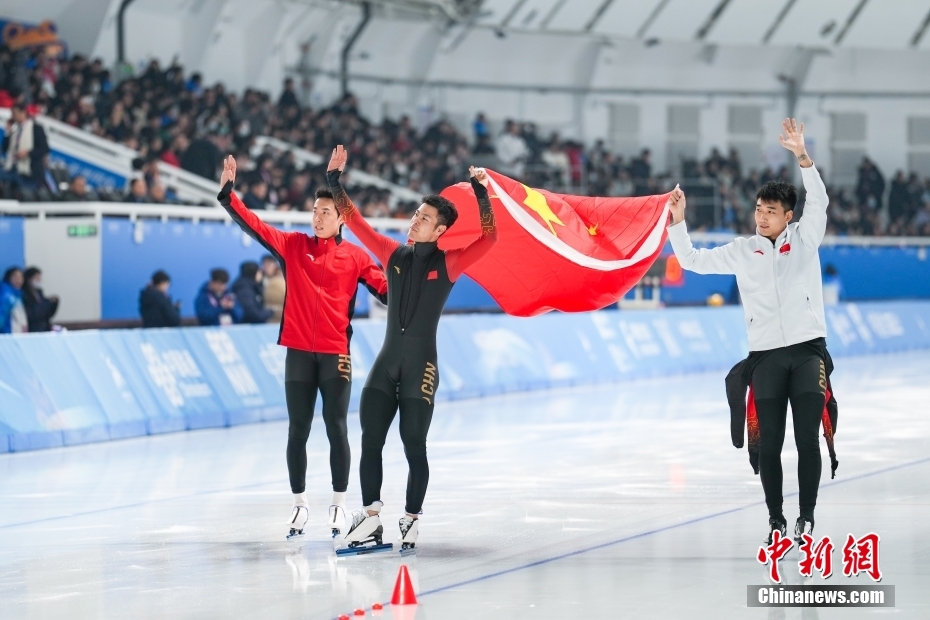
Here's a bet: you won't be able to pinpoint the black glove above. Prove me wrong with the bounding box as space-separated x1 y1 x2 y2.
217 180 234 205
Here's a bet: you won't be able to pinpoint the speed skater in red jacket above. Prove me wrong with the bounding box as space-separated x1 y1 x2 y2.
217 155 388 541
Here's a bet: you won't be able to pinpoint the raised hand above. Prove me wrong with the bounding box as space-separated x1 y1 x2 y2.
469 166 490 188
667 184 686 226
328 144 348 172
778 118 812 167
220 155 237 187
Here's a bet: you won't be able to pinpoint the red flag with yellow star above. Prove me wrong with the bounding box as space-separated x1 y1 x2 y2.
439 169 670 316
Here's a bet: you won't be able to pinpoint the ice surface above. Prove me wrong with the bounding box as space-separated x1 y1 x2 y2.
1 351 928 619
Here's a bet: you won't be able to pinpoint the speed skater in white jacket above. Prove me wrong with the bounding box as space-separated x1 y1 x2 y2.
666 142 828 352
665 118 834 547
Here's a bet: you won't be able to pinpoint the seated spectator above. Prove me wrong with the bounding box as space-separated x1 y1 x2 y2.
541 137 571 187
125 177 149 203
242 177 269 210
160 134 188 168
496 120 528 178
232 261 273 324
60 175 97 201
195 268 243 326
472 134 496 156
149 182 172 204
181 133 224 180
261 254 285 324
139 270 181 328
1 267 28 334
21 267 58 332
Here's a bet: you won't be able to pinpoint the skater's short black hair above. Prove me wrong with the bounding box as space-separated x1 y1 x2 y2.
422 195 458 229
151 270 170 285
315 187 334 201
756 181 797 214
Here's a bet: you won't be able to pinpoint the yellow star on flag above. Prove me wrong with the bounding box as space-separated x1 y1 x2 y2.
521 184 563 236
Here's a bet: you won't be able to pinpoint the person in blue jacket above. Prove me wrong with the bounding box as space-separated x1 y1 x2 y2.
231 261 274 324
1 267 28 334
195 268 243 326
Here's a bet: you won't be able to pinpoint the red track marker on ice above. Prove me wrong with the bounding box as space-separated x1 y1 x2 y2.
391 565 418 605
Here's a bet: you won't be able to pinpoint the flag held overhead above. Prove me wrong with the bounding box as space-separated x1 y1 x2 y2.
439 169 670 316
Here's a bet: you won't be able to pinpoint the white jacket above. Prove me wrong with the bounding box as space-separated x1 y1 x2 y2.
667 164 829 352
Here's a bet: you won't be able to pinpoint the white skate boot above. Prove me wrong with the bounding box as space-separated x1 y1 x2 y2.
398 515 419 556
328 504 347 539
286 504 309 541
335 501 393 556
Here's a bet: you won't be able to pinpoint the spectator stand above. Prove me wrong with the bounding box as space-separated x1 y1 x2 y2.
1 107 218 204
251 135 421 206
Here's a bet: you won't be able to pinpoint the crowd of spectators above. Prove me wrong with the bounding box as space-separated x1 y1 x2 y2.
138 258 285 329
2 44 929 235
1 265 58 334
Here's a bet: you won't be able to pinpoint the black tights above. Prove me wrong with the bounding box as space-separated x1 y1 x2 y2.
284 349 352 494
751 344 826 521
359 387 434 514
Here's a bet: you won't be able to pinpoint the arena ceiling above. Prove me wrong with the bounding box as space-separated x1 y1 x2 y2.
347 0 930 51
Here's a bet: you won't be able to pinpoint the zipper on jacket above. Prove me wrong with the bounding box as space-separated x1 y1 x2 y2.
771 242 788 346
311 240 326 352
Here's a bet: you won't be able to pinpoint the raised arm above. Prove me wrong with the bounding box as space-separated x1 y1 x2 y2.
217 156 289 258
446 167 498 281
326 145 400 266
778 119 828 248
666 184 738 275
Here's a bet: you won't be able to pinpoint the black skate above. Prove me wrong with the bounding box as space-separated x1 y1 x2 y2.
398 515 418 557
765 516 787 546
794 516 814 545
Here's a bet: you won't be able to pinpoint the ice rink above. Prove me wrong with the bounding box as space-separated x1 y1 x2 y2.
2 350 928 619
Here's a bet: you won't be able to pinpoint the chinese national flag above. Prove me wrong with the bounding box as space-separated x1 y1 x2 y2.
439 169 670 316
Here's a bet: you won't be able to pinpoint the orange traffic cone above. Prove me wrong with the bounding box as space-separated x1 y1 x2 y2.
390 564 417 605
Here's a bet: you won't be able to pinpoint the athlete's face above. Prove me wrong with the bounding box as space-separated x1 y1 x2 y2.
755 200 793 242
408 205 447 243
313 198 344 239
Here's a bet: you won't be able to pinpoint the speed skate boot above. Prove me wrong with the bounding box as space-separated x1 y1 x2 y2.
794 516 815 545
398 515 419 556
286 504 309 541
765 515 787 546
335 501 393 556
327 504 347 539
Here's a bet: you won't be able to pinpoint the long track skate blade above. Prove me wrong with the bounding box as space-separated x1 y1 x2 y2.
334 543 394 557
285 530 305 541
398 546 417 557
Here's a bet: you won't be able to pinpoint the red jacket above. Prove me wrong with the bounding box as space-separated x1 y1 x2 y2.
219 184 387 355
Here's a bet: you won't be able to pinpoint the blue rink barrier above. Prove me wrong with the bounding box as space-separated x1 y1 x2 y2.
1 301 929 453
